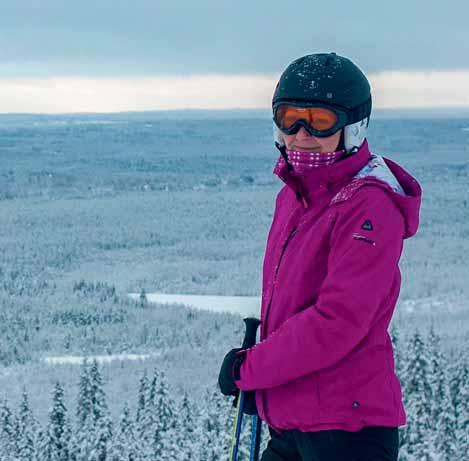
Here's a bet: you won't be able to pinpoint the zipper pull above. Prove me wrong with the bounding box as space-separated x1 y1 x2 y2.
295 190 309 209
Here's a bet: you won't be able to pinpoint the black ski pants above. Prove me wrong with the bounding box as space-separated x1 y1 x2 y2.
261 425 399 461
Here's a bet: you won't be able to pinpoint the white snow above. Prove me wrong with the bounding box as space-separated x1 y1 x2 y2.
400 296 466 314
43 353 156 365
128 292 261 317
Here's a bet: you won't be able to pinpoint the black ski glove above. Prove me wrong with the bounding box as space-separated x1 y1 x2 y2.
218 348 244 396
218 348 258 416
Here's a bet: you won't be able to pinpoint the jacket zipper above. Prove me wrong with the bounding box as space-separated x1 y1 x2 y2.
264 226 298 337
261 225 298 427
276 228 298 277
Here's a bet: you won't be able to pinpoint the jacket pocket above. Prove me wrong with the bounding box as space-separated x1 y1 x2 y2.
266 373 320 428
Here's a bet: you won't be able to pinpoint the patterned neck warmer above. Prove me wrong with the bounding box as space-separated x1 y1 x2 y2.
285 148 346 173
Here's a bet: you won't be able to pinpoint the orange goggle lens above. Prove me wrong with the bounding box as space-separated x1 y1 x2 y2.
276 106 338 132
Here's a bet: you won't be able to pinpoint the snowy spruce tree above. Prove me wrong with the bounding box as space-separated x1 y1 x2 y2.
428 324 443 420
400 330 436 461
88 359 110 423
427 325 458 461
390 325 410 457
139 288 148 308
71 359 113 461
15 389 39 461
0 399 16 459
76 358 92 428
132 368 179 459
71 359 94 458
135 369 152 457
107 402 139 461
148 369 177 460
135 369 149 425
89 360 113 461
37 381 71 461
197 386 232 461
453 359 469 460
174 391 198 459
89 414 113 461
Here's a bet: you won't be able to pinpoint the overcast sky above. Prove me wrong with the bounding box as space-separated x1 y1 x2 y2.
1 0 468 112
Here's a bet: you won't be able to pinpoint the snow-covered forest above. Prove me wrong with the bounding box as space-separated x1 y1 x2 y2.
0 112 468 459
0 326 467 460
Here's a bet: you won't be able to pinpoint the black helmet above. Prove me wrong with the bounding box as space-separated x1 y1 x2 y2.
272 52 372 152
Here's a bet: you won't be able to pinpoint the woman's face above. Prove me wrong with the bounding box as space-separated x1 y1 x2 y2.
283 127 342 153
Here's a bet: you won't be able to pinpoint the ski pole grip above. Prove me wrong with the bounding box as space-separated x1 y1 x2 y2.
241 317 261 349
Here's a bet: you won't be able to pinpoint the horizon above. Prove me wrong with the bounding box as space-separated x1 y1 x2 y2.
1 106 469 119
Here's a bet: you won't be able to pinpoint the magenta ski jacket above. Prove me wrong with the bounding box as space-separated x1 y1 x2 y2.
235 139 422 433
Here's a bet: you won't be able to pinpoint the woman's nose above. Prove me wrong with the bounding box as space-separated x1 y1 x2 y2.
297 127 315 140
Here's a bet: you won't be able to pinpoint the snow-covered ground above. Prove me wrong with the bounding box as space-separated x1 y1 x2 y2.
128 292 261 317
43 353 157 365
399 296 467 314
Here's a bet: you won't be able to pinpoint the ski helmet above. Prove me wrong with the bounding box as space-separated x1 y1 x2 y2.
272 52 372 153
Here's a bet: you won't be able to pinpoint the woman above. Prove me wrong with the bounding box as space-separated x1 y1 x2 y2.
219 52 422 461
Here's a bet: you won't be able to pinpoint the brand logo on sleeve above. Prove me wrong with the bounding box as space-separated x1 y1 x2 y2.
353 233 376 246
361 219 373 231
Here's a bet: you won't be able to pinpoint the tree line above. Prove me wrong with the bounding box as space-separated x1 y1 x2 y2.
0 326 468 460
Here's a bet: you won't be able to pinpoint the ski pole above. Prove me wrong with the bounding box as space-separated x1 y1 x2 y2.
249 411 262 461
229 317 261 461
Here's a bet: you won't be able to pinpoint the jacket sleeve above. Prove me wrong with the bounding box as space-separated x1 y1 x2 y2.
235 187 405 391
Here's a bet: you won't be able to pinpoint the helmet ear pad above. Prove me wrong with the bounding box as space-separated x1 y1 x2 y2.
343 117 369 153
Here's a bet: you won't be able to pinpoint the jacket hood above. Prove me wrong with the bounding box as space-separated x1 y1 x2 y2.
352 152 422 238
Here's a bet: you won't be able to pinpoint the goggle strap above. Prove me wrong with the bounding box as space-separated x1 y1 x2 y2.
275 142 294 172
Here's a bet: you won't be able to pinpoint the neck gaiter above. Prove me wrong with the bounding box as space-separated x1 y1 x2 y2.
286 148 346 174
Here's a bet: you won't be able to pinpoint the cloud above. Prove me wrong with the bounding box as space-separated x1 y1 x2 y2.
370 70 469 108
0 75 275 113
0 71 468 113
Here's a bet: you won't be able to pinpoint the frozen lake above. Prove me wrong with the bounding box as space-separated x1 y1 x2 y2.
128 292 261 317
43 353 156 365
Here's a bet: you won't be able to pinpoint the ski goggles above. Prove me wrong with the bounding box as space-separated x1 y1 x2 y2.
273 103 349 138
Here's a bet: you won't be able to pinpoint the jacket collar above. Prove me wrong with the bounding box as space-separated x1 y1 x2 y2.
273 140 372 208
